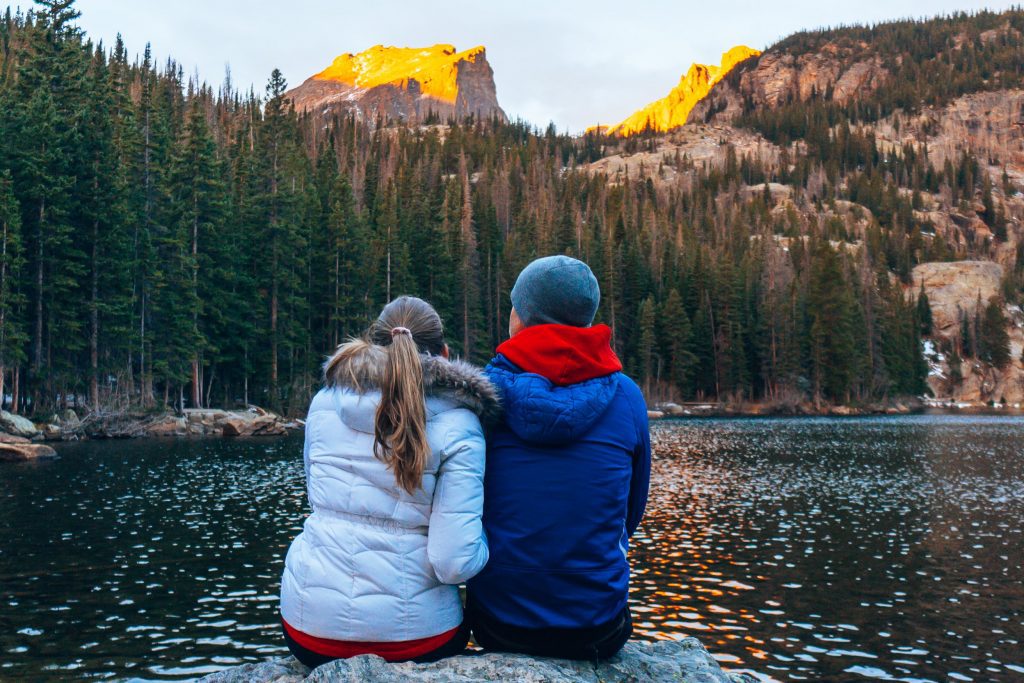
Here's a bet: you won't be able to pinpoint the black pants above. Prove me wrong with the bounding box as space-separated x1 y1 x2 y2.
281 620 471 669
466 594 632 661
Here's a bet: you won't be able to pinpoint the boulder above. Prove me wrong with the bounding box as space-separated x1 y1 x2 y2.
658 402 687 417
61 409 80 428
0 433 29 444
40 423 63 441
185 409 230 427
146 416 187 437
647 410 665 420
0 409 39 438
252 414 287 436
0 441 58 462
198 639 755 683
221 414 258 437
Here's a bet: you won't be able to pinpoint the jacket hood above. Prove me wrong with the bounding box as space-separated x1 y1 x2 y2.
323 339 502 426
495 324 622 386
486 355 621 445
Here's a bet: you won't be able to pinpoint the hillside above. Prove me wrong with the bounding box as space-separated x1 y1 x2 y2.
583 9 1024 407
1 4 1023 419
596 45 760 136
285 44 505 124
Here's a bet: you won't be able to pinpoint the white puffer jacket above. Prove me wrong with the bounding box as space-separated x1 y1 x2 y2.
280 341 500 642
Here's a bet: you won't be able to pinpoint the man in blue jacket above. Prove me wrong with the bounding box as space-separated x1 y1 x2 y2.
466 255 651 661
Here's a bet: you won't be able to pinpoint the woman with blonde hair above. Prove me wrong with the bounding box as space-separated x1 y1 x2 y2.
280 296 499 667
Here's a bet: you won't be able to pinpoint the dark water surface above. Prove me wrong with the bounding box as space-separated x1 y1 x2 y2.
1 417 1022 681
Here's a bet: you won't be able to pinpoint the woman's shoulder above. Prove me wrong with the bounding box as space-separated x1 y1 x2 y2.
423 357 501 428
428 401 485 438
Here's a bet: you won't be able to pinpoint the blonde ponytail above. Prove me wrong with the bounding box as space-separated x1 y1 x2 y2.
367 297 446 495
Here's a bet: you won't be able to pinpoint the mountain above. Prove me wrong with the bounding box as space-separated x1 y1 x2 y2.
688 19 1020 125
285 44 506 124
596 46 760 136
583 11 1024 406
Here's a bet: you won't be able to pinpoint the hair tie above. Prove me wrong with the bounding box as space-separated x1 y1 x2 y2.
391 326 412 338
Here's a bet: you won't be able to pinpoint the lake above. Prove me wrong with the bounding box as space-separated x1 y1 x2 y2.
1 416 1022 681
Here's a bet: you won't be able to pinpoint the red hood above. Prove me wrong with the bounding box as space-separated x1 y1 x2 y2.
496 324 622 386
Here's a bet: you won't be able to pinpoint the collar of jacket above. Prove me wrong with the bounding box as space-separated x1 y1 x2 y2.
495 323 622 386
323 339 502 425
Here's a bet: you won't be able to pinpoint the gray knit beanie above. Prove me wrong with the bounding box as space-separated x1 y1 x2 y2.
510 255 600 328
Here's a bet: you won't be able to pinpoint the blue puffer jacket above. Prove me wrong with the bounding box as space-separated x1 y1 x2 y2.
467 324 651 629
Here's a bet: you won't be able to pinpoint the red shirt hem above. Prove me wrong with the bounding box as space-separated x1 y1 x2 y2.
281 619 459 661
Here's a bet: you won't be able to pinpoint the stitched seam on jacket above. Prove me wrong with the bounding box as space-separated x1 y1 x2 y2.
314 508 427 535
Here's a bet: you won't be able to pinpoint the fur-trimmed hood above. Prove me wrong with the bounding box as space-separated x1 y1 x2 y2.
323 339 501 425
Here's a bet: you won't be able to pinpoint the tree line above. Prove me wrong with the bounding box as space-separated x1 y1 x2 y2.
5 1 1017 417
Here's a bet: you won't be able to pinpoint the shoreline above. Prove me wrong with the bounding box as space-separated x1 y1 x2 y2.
4 402 1023 447
647 400 1024 420
0 406 303 444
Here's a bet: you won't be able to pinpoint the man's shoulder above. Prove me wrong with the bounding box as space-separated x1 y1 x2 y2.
613 372 645 405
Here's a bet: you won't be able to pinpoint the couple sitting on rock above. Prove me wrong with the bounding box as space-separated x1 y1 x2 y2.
278 256 651 667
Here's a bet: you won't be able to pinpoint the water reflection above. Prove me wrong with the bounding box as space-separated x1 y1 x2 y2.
0 437 305 681
629 417 1024 682
1 417 1023 681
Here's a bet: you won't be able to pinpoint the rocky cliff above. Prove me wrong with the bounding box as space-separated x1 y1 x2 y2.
198 638 756 683
689 43 888 125
286 44 505 125
912 262 1024 405
598 46 760 136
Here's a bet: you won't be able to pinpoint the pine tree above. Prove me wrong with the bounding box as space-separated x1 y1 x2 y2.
0 170 26 409
638 295 657 396
167 97 228 407
979 298 1011 369
807 242 856 404
659 288 697 399
916 284 933 336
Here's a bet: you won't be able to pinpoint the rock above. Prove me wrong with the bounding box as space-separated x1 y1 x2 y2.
252 415 287 436
0 409 39 438
600 46 760 136
0 441 58 462
61 409 80 428
658 402 686 416
146 416 187 437
185 409 230 427
647 410 665 420
286 44 506 126
198 639 755 683
40 423 63 441
690 43 887 125
0 433 29 444
221 413 259 437
912 261 1004 334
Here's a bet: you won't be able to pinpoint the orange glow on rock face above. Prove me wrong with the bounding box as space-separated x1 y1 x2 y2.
313 44 486 105
600 45 760 136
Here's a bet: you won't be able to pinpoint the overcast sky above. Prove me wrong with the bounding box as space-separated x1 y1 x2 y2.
35 1 1019 132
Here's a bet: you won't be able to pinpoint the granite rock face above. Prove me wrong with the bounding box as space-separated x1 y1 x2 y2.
0 409 38 438
0 439 58 462
689 43 887 125
286 44 505 126
198 639 756 683
600 46 760 136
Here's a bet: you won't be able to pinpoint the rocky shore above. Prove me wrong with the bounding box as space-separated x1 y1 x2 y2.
198 638 756 683
0 406 302 444
646 398 925 420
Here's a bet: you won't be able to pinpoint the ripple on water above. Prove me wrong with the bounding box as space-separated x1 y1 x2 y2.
628 416 1024 682
1 419 1023 681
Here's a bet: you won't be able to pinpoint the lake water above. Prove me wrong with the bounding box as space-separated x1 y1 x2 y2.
1 416 1022 681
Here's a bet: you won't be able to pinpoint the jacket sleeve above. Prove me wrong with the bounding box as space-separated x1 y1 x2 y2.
626 397 651 537
427 416 489 585
303 418 312 484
